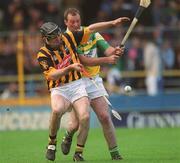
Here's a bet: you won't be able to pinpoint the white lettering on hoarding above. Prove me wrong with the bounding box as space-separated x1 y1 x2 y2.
0 112 50 130
127 112 180 128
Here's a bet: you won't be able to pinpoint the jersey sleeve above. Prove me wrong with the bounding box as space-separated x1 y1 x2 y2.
95 32 110 52
37 51 56 80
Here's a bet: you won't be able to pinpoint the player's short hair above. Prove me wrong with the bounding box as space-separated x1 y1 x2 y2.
39 22 62 39
64 8 80 20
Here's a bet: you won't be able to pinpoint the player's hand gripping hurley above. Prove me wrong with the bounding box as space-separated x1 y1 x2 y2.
120 0 151 47
82 69 122 121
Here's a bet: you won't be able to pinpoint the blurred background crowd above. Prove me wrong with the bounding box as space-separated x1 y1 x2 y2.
0 0 180 99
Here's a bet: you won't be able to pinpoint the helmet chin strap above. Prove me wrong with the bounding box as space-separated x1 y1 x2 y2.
45 38 49 44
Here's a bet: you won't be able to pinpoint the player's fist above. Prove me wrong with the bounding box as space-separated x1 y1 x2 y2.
70 63 83 72
114 46 125 57
106 55 119 64
112 17 130 26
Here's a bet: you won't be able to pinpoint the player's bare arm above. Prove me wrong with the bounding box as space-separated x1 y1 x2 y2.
78 54 119 66
48 63 83 80
88 17 130 33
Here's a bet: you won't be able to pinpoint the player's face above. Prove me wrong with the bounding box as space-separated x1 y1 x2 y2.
65 14 81 32
46 34 62 50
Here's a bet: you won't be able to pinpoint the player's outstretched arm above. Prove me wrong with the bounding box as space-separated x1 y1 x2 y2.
88 17 130 33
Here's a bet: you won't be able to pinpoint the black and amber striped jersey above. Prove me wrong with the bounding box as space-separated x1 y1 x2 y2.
37 27 90 90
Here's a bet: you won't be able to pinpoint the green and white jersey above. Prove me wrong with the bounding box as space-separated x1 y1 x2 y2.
77 28 110 76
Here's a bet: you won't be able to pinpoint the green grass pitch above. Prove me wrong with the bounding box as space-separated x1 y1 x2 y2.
0 128 180 163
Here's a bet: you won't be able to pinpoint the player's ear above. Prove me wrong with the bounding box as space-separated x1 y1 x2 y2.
64 20 68 26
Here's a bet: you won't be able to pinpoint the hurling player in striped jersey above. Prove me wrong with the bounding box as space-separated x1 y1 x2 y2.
38 15 129 161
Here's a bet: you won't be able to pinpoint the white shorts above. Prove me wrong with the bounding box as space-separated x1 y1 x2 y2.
82 75 108 100
50 79 88 103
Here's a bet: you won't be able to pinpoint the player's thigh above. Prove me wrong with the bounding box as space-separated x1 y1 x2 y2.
73 96 90 118
51 94 71 114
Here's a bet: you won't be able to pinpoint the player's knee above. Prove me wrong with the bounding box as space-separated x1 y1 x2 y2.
52 103 65 115
99 113 111 124
52 106 63 115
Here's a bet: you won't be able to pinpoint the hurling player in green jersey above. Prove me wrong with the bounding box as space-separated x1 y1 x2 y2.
61 8 129 160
